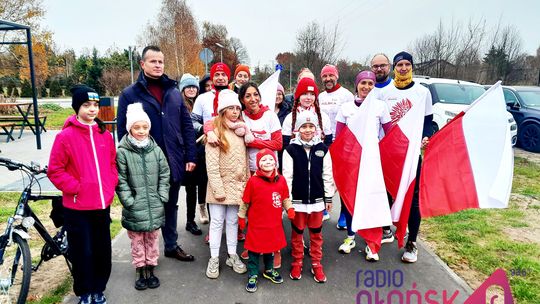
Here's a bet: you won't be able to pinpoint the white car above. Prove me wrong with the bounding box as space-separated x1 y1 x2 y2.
414 76 518 146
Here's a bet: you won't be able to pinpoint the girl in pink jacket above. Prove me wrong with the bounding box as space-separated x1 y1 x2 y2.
48 85 118 304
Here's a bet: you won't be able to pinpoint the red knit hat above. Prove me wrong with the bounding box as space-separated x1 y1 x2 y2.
256 148 277 168
234 64 251 78
210 62 231 80
320 64 339 79
294 77 319 100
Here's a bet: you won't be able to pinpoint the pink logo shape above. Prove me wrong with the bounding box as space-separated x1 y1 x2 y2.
464 268 514 304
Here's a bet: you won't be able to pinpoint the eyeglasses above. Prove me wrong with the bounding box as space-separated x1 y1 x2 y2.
371 64 389 70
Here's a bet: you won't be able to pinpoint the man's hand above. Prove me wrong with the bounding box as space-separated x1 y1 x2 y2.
186 162 196 172
421 137 430 149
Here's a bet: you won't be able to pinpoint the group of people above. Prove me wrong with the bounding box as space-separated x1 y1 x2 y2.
47 44 432 303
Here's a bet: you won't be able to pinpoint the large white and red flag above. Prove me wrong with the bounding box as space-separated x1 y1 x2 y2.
420 82 513 217
379 96 425 248
330 95 392 253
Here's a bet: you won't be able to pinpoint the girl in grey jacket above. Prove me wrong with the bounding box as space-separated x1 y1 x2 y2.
116 103 170 291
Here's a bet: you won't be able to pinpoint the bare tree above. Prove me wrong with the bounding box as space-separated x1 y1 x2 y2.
229 37 249 65
294 21 343 78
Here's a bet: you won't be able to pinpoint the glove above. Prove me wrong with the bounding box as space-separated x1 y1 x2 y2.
287 208 296 220
238 217 246 230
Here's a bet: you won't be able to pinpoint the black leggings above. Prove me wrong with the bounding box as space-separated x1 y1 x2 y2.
64 207 111 296
383 157 422 242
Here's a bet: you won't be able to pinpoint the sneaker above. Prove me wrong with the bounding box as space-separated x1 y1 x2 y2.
273 250 281 269
245 275 258 293
199 204 209 224
382 229 395 244
336 212 347 230
311 264 327 283
338 237 356 254
237 230 246 241
365 245 380 262
240 249 249 260
401 241 418 263
78 294 92 304
206 257 220 279
226 254 247 274
322 209 330 221
263 269 284 284
289 265 302 280
93 292 107 304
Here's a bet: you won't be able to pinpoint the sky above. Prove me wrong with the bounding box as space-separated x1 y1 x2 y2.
42 0 540 70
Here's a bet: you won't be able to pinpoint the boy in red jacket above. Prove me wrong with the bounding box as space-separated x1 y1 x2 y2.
238 149 295 293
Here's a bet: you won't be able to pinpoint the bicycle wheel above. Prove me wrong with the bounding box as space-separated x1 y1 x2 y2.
0 233 32 304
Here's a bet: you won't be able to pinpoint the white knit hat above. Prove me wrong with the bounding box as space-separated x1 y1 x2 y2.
294 110 319 131
217 89 241 113
126 103 151 132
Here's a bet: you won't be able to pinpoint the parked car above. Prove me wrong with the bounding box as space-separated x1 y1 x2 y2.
414 76 518 146
500 86 540 152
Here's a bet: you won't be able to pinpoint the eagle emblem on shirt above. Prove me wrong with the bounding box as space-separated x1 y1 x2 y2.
390 98 412 125
272 192 282 208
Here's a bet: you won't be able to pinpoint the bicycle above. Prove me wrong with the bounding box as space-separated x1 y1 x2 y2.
0 157 72 304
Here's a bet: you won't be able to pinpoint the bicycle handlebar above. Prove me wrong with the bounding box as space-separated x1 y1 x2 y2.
0 157 47 175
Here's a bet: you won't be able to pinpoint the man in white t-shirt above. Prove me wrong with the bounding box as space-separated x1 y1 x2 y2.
317 64 354 137
192 62 233 128
372 51 433 264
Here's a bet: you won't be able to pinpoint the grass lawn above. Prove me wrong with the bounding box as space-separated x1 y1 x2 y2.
39 104 118 130
422 156 540 304
0 192 122 304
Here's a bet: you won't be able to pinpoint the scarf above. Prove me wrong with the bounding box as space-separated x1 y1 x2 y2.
128 134 150 148
255 169 278 182
393 69 413 89
325 83 341 93
244 105 269 120
212 85 229 116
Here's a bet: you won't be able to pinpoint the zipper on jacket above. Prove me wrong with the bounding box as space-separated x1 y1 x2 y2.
142 152 154 228
89 125 106 209
307 147 311 204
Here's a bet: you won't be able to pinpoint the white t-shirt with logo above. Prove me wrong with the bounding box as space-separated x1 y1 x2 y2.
318 86 354 136
193 89 239 123
336 99 391 140
243 110 281 171
372 82 432 126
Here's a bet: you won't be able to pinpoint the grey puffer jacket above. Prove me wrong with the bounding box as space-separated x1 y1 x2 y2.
116 135 170 232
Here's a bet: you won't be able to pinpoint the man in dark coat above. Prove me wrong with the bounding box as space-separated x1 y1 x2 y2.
118 45 197 261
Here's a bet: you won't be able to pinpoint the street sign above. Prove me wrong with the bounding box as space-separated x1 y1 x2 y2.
199 48 214 64
275 64 283 71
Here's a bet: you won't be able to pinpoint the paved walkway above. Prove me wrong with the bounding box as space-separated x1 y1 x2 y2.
1 131 473 304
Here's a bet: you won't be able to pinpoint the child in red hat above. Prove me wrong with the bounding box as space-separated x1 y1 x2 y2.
238 148 295 292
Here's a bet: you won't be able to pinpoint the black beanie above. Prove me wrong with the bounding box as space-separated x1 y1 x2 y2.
70 85 99 114
393 51 414 68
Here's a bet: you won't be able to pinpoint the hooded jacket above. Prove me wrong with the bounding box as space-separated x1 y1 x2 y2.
117 72 196 183
116 135 170 232
48 115 118 211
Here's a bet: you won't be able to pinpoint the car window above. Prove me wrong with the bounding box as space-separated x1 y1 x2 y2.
516 90 540 108
431 83 485 105
503 89 518 106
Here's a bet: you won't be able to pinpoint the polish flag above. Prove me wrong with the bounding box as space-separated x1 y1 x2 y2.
379 96 425 248
330 95 392 253
420 82 513 217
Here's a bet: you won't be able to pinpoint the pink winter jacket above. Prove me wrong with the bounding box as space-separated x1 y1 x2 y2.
48 115 118 210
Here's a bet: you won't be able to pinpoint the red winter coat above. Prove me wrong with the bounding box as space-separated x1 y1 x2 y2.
242 174 289 253
48 115 118 210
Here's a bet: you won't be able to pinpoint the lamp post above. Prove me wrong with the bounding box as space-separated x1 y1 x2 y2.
215 42 224 63
128 46 135 84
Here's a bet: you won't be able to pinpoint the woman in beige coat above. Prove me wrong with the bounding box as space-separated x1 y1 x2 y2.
205 89 251 279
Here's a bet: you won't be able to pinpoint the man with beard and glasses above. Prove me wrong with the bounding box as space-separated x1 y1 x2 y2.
317 64 353 224
370 53 394 95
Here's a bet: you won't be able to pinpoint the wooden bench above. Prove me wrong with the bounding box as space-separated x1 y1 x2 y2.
0 122 17 142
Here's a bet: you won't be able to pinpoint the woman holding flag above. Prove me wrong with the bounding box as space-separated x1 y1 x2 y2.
333 70 392 259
